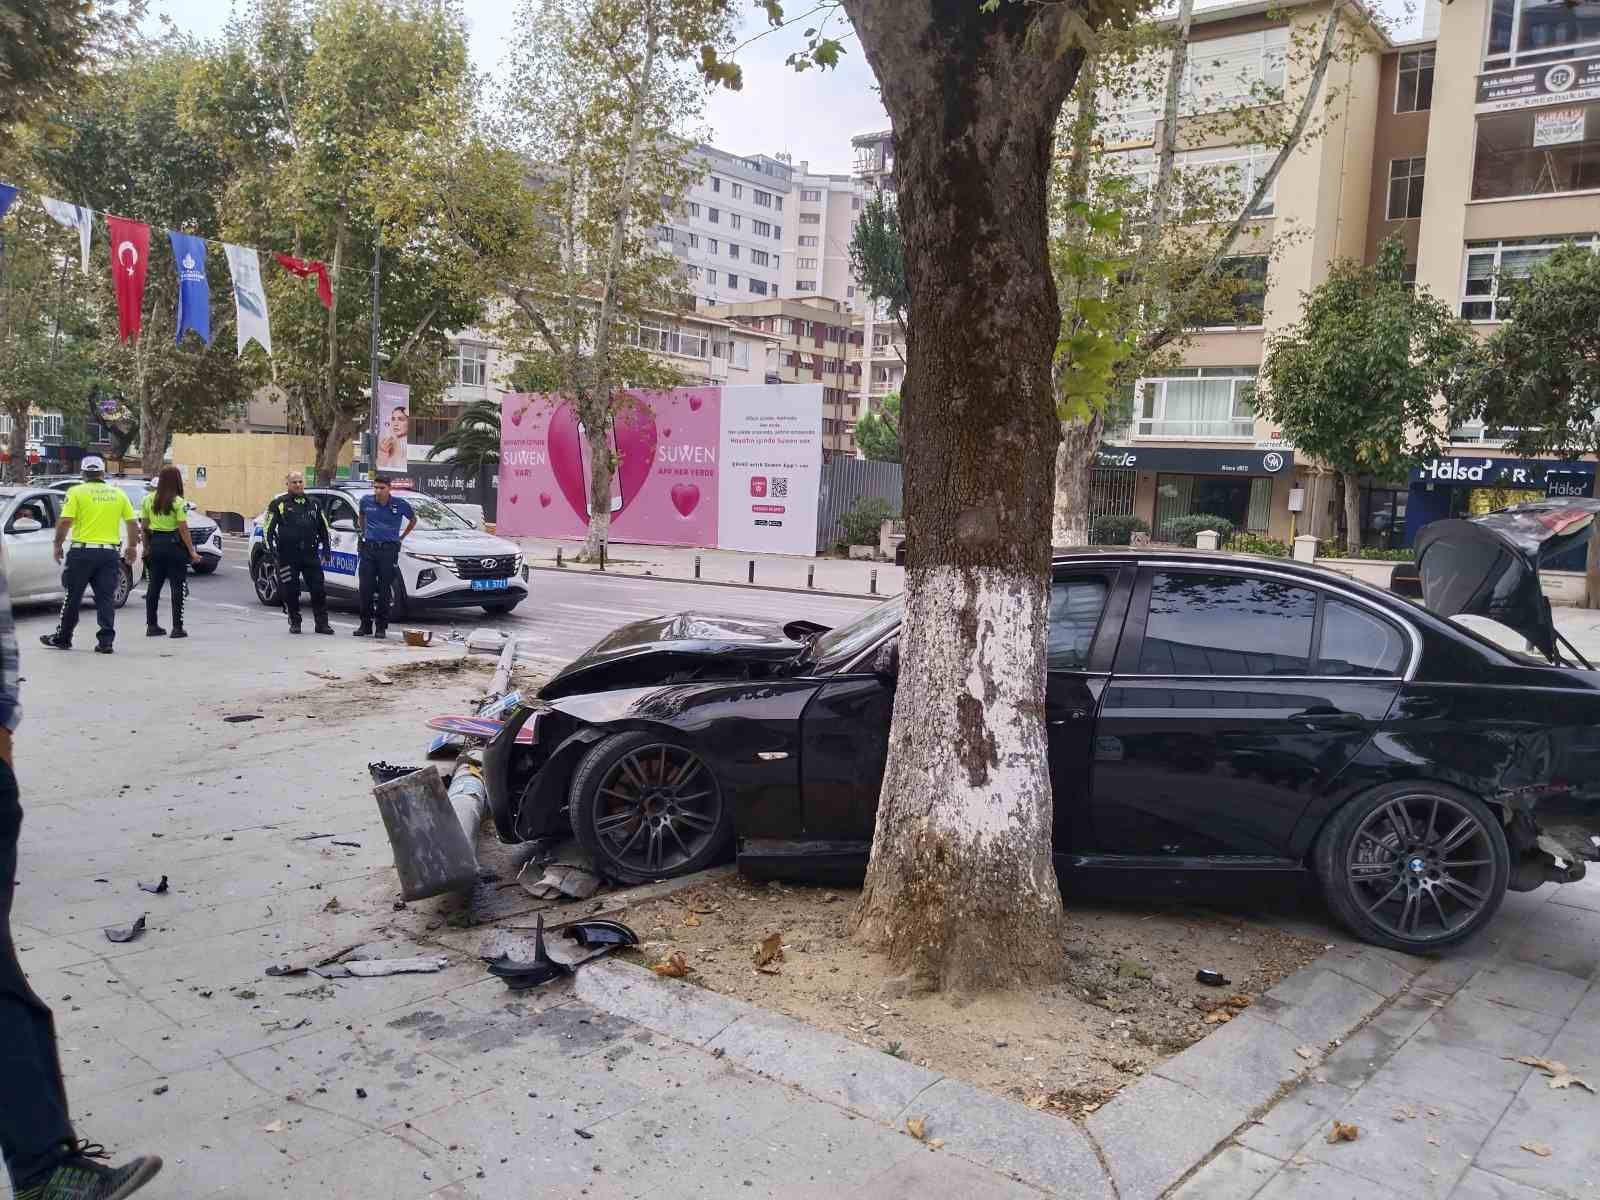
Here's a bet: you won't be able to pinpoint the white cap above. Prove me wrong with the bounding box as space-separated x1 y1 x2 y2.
81 455 106 473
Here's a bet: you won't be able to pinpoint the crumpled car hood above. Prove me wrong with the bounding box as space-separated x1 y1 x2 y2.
538 612 809 699
1416 499 1600 660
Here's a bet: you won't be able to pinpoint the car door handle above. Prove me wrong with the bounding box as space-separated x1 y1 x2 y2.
1049 709 1090 726
1290 709 1364 727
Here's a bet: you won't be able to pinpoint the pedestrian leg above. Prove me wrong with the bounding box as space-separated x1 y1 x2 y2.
89 551 119 650
0 765 77 1189
304 554 333 634
145 548 169 635
44 552 92 648
168 547 188 637
281 553 303 633
373 545 397 636
355 549 376 636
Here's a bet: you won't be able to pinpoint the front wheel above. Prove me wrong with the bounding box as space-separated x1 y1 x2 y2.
113 563 132 610
1315 782 1509 953
193 559 219 576
252 554 281 606
568 731 733 885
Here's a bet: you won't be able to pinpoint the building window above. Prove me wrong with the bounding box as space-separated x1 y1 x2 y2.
801 188 822 201
1486 0 1600 68
450 342 488 388
711 176 721 192
799 235 819 247
1396 49 1434 113
1195 255 1268 327
775 197 783 212
1388 156 1426 219
1462 235 1599 319
750 249 769 266
773 224 782 239
687 232 699 249
706 269 717 286
753 220 771 237
30 413 64 442
729 213 741 230
1179 145 1279 217
635 322 710 358
686 265 701 281
728 243 740 260
796 280 817 292
708 207 720 224
1137 368 1257 439
797 257 818 269
852 195 862 209
754 189 772 207
749 279 768 295
732 182 743 199
708 238 719 254
727 273 739 288
686 201 700 218
800 212 821 225
1181 28 1288 114
847 285 856 298
1473 103 1600 199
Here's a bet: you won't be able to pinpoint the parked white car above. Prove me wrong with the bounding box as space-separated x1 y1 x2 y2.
1 486 133 608
248 483 529 616
46 477 223 575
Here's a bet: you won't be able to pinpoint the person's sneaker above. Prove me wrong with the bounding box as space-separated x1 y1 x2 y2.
170 627 188 640
146 626 166 637
374 625 387 641
14 1143 162 1200
314 621 335 636
39 634 70 650
353 623 372 637
93 644 114 655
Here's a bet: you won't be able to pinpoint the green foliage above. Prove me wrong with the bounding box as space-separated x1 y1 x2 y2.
0 0 122 138
854 392 901 463
848 192 908 333
1230 532 1288 558
1259 237 1478 482
1162 513 1234 546
426 400 500 473
1453 243 1600 459
840 496 895 547
1090 513 1149 544
1051 198 1138 423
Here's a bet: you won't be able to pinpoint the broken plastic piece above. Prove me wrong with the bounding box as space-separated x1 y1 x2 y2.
105 915 147 943
427 733 466 760
483 914 570 990
368 761 427 786
1195 969 1230 987
138 876 169 895
558 919 639 949
223 714 263 723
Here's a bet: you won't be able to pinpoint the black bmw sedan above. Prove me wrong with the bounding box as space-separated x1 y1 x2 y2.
486 511 1600 955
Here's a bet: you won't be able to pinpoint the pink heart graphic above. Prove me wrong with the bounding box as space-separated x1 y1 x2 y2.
546 400 659 525
538 492 551 508
613 405 658 511
662 427 672 439
508 493 519 506
670 482 700 518
546 403 591 523
688 395 703 412
510 405 527 427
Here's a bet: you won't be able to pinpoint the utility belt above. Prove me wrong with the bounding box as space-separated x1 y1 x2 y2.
360 539 400 551
149 530 182 540
69 542 120 551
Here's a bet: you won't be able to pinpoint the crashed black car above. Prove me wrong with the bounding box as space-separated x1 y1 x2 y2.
486 527 1600 953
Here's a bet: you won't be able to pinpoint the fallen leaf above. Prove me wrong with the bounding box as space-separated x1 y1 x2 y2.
1521 1142 1553 1158
906 1117 926 1141
1203 1010 1232 1025
1392 1106 1417 1122
755 964 782 975
1512 1055 1571 1074
682 912 702 928
651 952 692 979
752 931 784 968
928 1139 945 1149
263 1120 285 1134
1225 994 1253 1010
1295 1045 1318 1061
1427 1137 1441 1146
1326 1122 1360 1144
1549 1074 1596 1093
322 897 341 914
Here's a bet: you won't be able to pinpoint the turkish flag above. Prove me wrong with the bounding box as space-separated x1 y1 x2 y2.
106 215 151 343
273 252 333 309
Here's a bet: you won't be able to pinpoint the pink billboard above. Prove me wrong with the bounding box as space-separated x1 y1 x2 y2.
497 385 823 555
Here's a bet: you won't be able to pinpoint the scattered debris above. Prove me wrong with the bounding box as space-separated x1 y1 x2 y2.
322 897 342 914
224 714 264 723
753 931 784 969
105 916 147 943
1509 1056 1596 1094
331 841 361 849
484 913 570 990
561 920 639 950
905 1117 927 1141
1116 960 1152 981
517 859 602 901
574 1128 594 1140
683 912 702 927
1392 1105 1418 1122
1195 969 1230 987
305 670 340 681
341 956 449 978
263 1120 286 1134
152 1085 168 1096
234 989 258 1000
1295 1046 1318 1061
1550 1074 1595 1093
1202 1010 1233 1025
1326 1122 1360 1144
355 1088 368 1100
138 876 169 895
652 952 693 979
369 672 394 687
265 944 365 978
293 833 336 842
368 761 427 786
1521 1142 1553 1158
928 1139 945 1150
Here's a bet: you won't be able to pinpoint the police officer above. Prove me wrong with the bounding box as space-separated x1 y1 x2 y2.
41 457 138 655
354 476 415 639
263 473 335 636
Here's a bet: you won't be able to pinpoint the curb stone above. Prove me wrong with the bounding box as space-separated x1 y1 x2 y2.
526 562 895 601
576 935 1432 1200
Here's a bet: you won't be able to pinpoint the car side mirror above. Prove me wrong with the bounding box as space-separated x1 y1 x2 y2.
872 637 900 680
330 518 356 532
9 518 41 533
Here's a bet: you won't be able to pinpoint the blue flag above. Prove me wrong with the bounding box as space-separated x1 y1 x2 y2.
169 231 211 346
0 183 16 221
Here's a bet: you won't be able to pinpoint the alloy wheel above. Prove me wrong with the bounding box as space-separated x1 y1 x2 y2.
589 744 722 876
1344 793 1497 943
253 557 280 606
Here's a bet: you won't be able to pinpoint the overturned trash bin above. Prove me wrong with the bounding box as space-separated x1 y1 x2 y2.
372 764 479 901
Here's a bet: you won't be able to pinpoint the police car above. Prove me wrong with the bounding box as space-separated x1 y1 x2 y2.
47 477 223 575
249 482 529 616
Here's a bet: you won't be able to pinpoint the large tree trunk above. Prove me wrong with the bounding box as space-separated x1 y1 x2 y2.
577 404 613 561
315 410 358 484
6 401 30 483
1053 411 1104 546
1342 468 1362 555
843 0 1079 992
1584 524 1599 610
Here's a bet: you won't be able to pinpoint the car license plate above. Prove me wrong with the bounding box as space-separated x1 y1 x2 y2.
470 578 510 591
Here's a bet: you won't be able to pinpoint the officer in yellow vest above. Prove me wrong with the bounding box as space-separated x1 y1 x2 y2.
41 457 139 654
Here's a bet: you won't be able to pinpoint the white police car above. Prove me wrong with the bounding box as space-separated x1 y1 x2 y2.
248 483 529 616
47 477 223 575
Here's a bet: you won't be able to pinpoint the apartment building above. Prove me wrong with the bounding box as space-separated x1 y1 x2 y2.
853 315 906 416
1092 0 1600 551
786 166 863 308
663 145 793 310
704 296 863 457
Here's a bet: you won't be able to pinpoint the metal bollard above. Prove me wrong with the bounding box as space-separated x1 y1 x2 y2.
870 569 878 595
599 542 606 572
807 564 814 589
748 560 755 584
556 547 563 568
694 554 701 579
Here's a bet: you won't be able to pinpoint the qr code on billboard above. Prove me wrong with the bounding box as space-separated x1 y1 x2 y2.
771 476 789 498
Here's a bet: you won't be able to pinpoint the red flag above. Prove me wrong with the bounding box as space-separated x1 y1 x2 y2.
106 215 151 343
273 252 333 309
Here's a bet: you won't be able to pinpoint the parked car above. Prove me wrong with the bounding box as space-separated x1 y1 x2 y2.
47 476 222 575
484 535 1600 954
0 486 133 608
248 482 528 616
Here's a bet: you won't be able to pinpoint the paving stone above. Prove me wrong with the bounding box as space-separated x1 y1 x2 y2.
55 1030 168 1100
1320 991 1441 1088
268 1128 475 1200
1303 1078 1494 1200
1546 882 1600 915
1237 1080 1360 1161
1087 1075 1244 1200
735 1097 918 1190
1473 1062 1600 1199
575 958 750 1046
898 1077 1113 1200
1406 994 1564 1062
1253 967 1386 1043
1449 1167 1563 1200
1154 1010 1310 1113
1253 1158 1404 1200
1500 903 1600 981
1367 1038 1537 1122
1316 945 1423 997
1459 962 1592 1021
703 1008 942 1125
857 1148 1046 1200
1169 1143 1282 1200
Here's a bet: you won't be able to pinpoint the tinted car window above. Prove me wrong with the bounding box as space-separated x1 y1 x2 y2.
1138 572 1316 676
809 596 904 673
1318 599 1407 677
1048 577 1109 670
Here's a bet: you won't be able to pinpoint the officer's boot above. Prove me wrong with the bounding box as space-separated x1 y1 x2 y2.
353 621 373 637
313 610 335 636
374 623 387 641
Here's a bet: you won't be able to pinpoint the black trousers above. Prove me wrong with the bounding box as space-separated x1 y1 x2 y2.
276 543 328 623
144 534 187 629
0 762 76 1187
53 547 120 648
358 541 400 627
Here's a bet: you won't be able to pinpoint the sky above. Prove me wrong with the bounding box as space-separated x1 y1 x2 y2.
140 0 890 175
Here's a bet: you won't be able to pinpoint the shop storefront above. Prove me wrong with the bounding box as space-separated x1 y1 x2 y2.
1404 455 1597 566
1095 445 1297 540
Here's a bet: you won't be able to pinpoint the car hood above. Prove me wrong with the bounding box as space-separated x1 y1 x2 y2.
1415 499 1600 660
402 529 520 556
538 612 812 699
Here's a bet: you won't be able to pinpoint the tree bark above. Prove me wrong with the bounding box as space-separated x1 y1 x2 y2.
316 408 358 484
1342 468 1362 555
1585 523 1599 610
6 401 30 483
842 0 1079 991
1052 410 1104 546
1149 0 1194 242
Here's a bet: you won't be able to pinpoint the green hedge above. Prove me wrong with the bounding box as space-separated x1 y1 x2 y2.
1162 514 1235 547
1091 514 1150 545
840 496 895 547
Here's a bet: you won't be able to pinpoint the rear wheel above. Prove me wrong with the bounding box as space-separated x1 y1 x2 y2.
252 554 281 606
112 563 132 609
1316 782 1509 953
568 731 732 885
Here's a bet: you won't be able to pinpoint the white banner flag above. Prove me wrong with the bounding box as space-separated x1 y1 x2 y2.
39 196 93 274
223 243 272 357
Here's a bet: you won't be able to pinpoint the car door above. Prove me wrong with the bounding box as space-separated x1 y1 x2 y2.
1087 566 1408 861
3 493 59 603
797 662 893 845
317 492 361 592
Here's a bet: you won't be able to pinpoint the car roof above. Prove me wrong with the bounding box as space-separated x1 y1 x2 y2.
1050 546 1405 602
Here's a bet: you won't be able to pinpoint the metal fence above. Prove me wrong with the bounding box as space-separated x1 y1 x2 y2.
816 457 903 550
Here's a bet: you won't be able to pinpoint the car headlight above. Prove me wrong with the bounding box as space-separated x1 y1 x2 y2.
406 551 455 566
